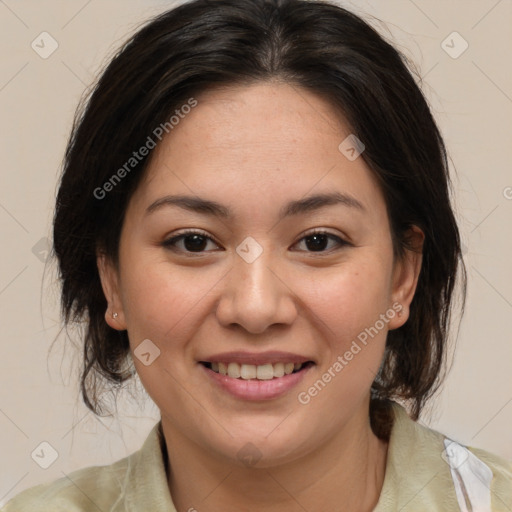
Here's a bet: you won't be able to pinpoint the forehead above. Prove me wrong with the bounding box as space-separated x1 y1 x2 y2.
153 82 349 167
131 82 387 221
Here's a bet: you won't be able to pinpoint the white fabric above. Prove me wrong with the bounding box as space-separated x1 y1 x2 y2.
443 438 494 512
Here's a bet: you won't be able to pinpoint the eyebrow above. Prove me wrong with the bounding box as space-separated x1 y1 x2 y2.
145 191 365 220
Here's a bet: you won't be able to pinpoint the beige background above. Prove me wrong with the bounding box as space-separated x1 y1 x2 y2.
1 0 511 505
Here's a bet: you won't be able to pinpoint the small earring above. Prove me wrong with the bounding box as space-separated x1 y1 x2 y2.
112 312 118 319
397 309 403 317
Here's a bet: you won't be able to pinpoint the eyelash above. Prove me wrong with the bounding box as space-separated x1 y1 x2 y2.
162 228 349 255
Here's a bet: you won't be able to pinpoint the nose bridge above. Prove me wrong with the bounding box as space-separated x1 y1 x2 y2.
236 246 276 301
216 236 296 333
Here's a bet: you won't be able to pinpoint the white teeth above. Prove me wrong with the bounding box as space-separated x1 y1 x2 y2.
240 364 257 379
256 364 274 380
209 361 306 379
273 362 285 378
227 362 241 378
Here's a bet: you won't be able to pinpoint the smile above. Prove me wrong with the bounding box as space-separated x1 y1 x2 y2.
199 360 315 400
201 361 314 380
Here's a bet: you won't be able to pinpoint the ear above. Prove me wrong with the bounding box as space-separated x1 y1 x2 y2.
388 225 424 330
97 252 127 330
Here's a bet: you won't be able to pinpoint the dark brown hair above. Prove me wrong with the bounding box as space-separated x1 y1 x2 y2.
53 0 466 440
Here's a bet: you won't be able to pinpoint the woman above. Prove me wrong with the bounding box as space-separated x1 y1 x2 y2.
3 0 511 510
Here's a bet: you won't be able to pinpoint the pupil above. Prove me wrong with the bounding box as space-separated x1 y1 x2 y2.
306 234 327 251
184 234 207 252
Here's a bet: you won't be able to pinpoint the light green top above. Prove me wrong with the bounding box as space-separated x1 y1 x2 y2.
3 402 511 511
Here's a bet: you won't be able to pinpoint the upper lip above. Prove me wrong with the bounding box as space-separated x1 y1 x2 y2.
199 351 315 366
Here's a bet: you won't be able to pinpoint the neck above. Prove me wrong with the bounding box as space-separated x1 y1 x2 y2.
162 405 389 512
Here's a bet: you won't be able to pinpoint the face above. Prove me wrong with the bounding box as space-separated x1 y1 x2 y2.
98 82 422 466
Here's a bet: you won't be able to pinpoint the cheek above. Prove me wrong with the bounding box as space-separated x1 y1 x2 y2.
303 256 393 337
296 254 392 401
118 252 212 344
117 253 214 401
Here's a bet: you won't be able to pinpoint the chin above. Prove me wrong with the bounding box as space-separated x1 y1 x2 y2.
207 424 313 468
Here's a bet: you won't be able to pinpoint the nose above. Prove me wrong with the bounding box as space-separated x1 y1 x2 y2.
215 245 298 334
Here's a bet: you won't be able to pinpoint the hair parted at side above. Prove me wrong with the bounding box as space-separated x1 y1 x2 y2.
53 0 466 440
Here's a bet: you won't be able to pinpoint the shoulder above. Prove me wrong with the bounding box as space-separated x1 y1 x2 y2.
465 443 512 509
1 452 133 512
375 402 512 512
1 421 169 512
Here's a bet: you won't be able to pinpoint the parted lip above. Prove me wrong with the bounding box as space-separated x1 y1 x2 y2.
199 351 315 366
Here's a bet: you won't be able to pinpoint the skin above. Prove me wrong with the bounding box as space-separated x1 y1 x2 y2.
98 81 424 511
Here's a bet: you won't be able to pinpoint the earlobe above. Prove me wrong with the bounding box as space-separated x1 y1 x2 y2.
104 308 126 331
388 226 424 330
97 252 127 330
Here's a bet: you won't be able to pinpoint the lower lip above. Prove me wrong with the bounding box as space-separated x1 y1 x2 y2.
200 363 313 401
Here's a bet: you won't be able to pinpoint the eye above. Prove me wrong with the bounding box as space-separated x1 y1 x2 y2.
293 229 349 253
162 228 350 255
162 229 221 253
